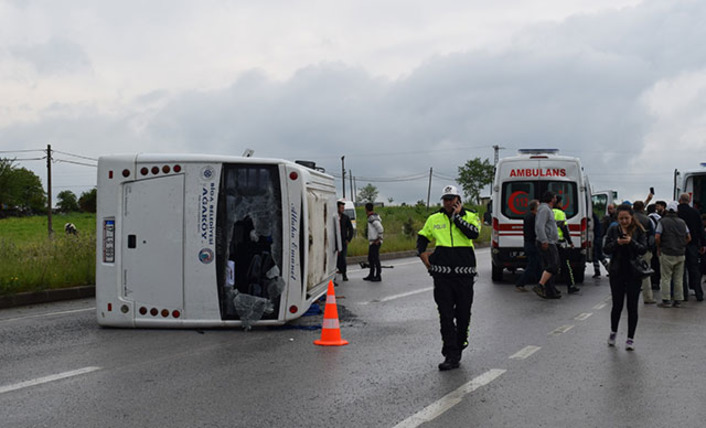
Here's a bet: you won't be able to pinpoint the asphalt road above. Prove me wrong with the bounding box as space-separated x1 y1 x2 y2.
1 248 705 428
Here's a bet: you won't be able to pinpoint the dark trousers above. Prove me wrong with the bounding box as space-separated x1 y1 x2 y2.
609 271 641 339
517 241 541 286
368 243 381 278
538 243 560 296
683 244 703 300
558 243 575 287
433 275 474 358
337 245 348 275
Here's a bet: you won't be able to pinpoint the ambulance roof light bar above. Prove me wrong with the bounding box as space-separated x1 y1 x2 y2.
517 149 559 155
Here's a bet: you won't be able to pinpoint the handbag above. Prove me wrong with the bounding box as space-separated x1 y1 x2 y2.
630 257 654 278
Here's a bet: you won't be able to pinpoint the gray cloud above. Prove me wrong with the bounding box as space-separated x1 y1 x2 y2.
4 0 706 203
11 37 92 76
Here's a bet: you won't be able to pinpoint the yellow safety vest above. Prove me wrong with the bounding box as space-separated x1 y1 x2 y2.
418 210 480 248
553 208 567 240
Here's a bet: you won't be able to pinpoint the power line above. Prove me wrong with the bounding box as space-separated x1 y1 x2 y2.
54 158 97 168
0 149 44 154
52 149 98 162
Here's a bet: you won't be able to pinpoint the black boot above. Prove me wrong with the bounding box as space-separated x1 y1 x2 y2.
438 354 461 371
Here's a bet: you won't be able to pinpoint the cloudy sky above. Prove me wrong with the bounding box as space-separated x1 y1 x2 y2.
2 0 705 205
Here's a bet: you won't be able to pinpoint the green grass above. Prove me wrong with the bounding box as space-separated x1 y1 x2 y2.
0 205 490 295
346 204 490 256
0 213 96 295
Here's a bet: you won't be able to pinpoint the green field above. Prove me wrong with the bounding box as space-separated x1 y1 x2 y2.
0 205 489 295
0 213 96 295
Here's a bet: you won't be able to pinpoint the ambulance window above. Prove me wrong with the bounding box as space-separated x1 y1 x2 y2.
501 181 535 219
547 182 578 218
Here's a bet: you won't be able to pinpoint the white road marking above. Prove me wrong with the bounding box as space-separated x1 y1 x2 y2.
1 307 95 323
391 369 506 428
360 287 433 305
574 312 593 321
0 366 101 395
549 325 574 335
509 345 541 360
593 302 607 310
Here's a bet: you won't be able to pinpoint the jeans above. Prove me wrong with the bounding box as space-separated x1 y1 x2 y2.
367 243 381 278
517 241 541 287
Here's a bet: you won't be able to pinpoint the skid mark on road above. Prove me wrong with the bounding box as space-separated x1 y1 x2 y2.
391 369 506 428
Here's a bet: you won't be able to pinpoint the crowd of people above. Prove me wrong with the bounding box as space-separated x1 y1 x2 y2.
333 187 705 370
522 190 706 351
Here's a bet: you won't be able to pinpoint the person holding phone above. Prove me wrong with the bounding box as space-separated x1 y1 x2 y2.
417 185 480 371
603 204 648 350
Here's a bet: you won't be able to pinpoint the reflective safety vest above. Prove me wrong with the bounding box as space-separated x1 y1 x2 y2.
418 210 480 248
553 208 567 240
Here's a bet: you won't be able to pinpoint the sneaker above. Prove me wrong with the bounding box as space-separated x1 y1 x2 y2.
515 285 528 292
657 300 672 308
532 285 546 298
607 332 617 347
626 339 635 351
672 300 682 308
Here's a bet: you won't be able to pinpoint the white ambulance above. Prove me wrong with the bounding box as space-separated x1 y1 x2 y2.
490 149 593 283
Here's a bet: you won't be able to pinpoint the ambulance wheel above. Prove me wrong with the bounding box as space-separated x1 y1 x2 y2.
491 264 504 282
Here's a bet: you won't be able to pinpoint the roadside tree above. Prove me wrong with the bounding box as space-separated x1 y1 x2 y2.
457 157 494 204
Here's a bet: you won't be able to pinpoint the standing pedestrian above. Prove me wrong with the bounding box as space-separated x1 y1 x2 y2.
554 195 578 293
647 202 663 290
603 204 648 351
655 201 691 307
677 193 706 301
417 185 480 371
533 191 562 299
363 202 384 282
336 199 355 281
632 200 656 304
592 211 607 278
516 200 541 292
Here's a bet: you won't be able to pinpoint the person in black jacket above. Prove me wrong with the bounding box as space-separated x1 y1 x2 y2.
336 200 355 281
603 204 647 351
677 193 706 301
516 199 540 291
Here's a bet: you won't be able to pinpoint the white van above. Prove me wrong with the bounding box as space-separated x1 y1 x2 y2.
591 189 619 218
490 149 593 283
674 163 706 215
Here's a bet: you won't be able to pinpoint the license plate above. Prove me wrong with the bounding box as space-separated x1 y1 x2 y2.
103 218 115 263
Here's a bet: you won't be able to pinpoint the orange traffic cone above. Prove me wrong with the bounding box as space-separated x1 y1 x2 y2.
314 280 349 346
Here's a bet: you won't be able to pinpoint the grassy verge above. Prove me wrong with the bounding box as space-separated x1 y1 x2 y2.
0 213 96 295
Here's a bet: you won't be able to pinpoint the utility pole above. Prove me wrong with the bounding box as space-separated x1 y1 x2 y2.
46 144 53 238
426 167 433 210
349 169 354 203
341 156 346 198
492 145 504 166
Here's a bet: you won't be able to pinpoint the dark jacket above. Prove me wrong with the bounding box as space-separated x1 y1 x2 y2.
523 211 537 243
339 213 354 248
603 224 647 275
678 203 706 248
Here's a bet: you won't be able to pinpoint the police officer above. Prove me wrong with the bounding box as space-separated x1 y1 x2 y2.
417 185 480 371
